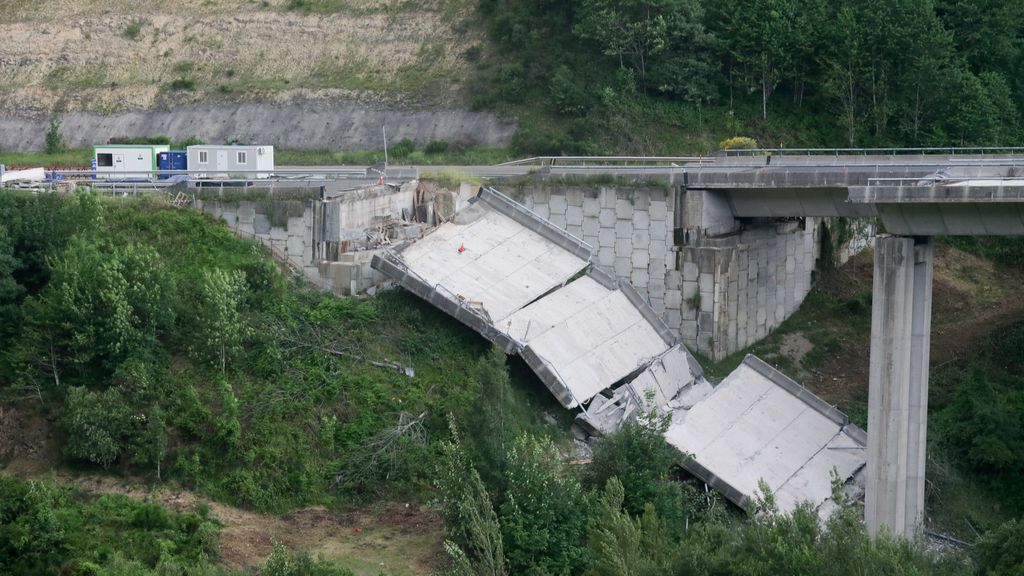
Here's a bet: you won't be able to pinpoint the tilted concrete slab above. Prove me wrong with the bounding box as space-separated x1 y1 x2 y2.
396 201 590 324
665 355 866 515
577 344 713 435
505 269 676 408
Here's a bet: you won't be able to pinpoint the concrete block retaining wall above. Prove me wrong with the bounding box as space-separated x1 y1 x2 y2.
517 185 874 361
197 183 872 360
197 197 390 296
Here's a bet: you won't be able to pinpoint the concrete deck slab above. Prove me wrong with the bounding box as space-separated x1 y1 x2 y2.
396 201 589 323
665 356 866 514
505 274 673 407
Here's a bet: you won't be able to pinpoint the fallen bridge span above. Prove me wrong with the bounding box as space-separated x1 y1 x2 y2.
371 186 866 517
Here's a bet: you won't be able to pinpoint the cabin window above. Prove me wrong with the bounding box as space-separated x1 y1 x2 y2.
237 151 247 164
96 153 114 167
199 150 208 164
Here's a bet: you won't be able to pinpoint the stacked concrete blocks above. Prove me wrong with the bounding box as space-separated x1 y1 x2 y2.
519 185 876 361
520 185 674 311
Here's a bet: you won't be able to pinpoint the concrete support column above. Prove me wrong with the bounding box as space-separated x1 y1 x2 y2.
865 235 933 539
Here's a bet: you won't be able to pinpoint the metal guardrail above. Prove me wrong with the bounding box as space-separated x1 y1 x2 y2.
497 155 714 167
723 146 1024 156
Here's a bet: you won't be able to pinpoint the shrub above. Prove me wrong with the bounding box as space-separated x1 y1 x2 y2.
719 136 759 150
62 386 134 467
549 65 590 116
175 135 205 148
389 138 415 159
975 518 1024 575
124 19 146 40
168 78 196 91
45 116 65 155
424 140 450 155
499 434 589 575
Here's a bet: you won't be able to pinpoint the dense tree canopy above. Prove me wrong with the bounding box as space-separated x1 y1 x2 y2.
477 0 1024 151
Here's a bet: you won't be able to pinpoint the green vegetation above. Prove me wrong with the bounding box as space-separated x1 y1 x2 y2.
274 146 515 166
0 474 354 575
168 78 197 91
0 190 566 515
44 116 65 155
2 190 1023 574
929 322 1024 537
437 410 976 576
943 237 1024 267
472 0 1024 154
0 475 220 574
124 19 146 41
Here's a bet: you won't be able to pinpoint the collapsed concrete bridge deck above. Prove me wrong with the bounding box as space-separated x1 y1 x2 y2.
371 186 866 516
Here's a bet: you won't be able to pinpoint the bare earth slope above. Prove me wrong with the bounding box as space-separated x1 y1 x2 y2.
0 0 516 150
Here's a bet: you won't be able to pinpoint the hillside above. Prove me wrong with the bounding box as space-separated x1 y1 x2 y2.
1 0 478 115
1 192 1023 574
4 0 1021 153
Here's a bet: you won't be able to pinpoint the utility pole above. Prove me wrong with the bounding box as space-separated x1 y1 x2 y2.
382 124 389 169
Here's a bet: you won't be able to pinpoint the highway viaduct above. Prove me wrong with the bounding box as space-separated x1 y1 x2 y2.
679 151 1024 538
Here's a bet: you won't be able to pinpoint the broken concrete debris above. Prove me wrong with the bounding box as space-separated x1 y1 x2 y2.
371 185 866 517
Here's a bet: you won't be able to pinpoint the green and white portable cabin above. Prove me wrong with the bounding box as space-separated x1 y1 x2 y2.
93 145 169 179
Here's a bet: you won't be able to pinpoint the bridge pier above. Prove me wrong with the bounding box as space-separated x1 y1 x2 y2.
865 235 933 538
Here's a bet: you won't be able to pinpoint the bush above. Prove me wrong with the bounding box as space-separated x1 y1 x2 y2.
45 116 65 155
263 542 355 576
549 65 590 116
424 140 450 155
389 138 415 159
175 135 206 148
584 412 705 532
109 135 172 145
124 19 146 40
499 434 589 575
719 136 758 150
168 78 196 91
975 518 1024 575
62 386 134 467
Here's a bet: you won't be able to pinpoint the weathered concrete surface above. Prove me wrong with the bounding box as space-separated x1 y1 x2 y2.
665 355 866 514
0 101 516 152
396 201 589 325
506 272 673 407
196 182 426 295
865 236 933 538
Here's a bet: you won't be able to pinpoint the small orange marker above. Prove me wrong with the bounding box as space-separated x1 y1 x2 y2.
354 527 362 534
458 244 466 253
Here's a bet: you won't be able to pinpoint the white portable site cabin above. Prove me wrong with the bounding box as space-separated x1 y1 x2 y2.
187 145 275 179
93 145 169 179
